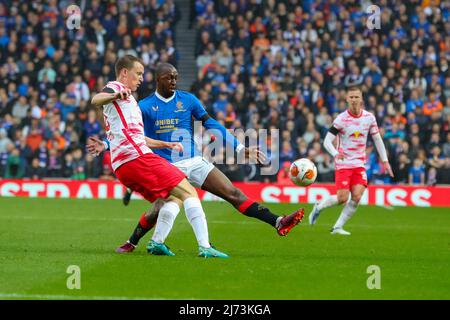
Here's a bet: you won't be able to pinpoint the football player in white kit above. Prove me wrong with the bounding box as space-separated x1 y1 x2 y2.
91 55 229 258
309 86 394 235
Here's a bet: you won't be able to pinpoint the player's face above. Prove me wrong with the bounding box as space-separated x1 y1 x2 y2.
158 69 178 96
127 62 144 91
346 89 363 114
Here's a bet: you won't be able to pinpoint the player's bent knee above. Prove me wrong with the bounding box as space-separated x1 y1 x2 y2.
337 194 349 204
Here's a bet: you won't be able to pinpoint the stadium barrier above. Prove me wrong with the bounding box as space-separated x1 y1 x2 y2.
0 179 449 207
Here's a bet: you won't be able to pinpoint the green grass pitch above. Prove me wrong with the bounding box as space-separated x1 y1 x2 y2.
0 197 449 300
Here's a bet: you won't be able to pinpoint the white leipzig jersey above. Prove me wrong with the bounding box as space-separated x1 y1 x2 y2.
332 109 379 170
102 81 152 171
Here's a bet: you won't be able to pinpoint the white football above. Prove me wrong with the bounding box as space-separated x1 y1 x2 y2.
289 158 318 186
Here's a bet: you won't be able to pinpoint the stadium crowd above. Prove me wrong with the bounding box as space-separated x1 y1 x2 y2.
191 0 450 185
0 0 449 185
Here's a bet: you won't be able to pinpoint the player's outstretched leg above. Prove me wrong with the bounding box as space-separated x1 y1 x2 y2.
116 200 163 253
171 178 229 258
202 168 304 236
123 188 133 206
276 208 305 236
309 195 339 225
147 199 181 256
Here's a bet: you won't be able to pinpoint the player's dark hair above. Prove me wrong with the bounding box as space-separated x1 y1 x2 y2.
155 62 176 77
115 55 144 77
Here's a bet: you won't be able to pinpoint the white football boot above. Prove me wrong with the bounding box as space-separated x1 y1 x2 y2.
330 227 351 235
308 203 321 225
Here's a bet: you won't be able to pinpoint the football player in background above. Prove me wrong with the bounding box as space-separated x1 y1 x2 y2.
309 86 394 235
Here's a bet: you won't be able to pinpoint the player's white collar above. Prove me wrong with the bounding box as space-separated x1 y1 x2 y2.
155 90 175 103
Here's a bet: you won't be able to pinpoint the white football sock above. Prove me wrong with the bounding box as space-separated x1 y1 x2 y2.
184 197 211 248
317 195 339 211
333 200 358 229
151 201 180 244
275 216 282 228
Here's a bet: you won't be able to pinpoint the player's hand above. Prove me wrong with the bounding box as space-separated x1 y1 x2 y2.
335 153 345 161
167 142 183 153
86 136 106 157
384 161 394 177
244 146 267 165
115 89 131 100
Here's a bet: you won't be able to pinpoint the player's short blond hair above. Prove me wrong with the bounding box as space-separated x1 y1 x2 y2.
347 85 362 93
115 55 144 77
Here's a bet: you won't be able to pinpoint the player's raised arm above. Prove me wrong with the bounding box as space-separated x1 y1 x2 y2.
91 87 132 107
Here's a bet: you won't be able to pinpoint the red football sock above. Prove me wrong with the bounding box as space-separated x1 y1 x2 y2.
238 199 256 213
139 212 155 229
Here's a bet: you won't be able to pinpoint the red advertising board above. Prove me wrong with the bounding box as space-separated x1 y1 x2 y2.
0 179 449 207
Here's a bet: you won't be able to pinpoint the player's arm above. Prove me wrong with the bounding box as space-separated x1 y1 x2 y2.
200 114 266 164
190 94 266 164
323 126 343 160
87 136 183 155
201 114 267 164
144 137 183 152
91 87 132 107
370 120 394 177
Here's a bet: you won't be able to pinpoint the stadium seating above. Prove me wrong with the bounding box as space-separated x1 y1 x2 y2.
0 0 448 185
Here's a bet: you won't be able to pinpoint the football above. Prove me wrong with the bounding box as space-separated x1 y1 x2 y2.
289 158 318 186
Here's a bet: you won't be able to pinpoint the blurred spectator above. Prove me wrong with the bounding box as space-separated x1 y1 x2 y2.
393 153 410 184
25 157 46 180
409 158 426 185
0 128 12 153
5 148 25 178
0 1 182 181
277 161 295 185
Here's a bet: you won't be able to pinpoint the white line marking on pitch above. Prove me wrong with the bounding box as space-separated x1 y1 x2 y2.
376 205 395 211
0 292 192 300
0 215 255 224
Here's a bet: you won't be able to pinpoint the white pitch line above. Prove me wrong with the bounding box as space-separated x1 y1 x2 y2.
376 205 395 211
0 292 187 300
0 215 255 224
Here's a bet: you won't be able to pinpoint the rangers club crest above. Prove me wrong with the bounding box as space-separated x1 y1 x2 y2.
175 101 186 112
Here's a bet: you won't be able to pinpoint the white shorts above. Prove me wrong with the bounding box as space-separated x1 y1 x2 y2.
173 156 215 188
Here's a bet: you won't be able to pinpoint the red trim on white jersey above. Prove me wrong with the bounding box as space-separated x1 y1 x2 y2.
347 109 363 118
113 101 129 129
122 129 144 156
332 109 378 169
103 81 151 171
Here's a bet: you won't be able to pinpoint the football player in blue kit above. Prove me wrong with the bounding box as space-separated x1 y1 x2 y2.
88 63 304 255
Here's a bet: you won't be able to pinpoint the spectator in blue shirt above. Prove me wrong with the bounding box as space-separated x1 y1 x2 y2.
409 158 425 185
83 110 102 139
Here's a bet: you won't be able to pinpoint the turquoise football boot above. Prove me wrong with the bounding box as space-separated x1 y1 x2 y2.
198 246 229 258
147 240 175 256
